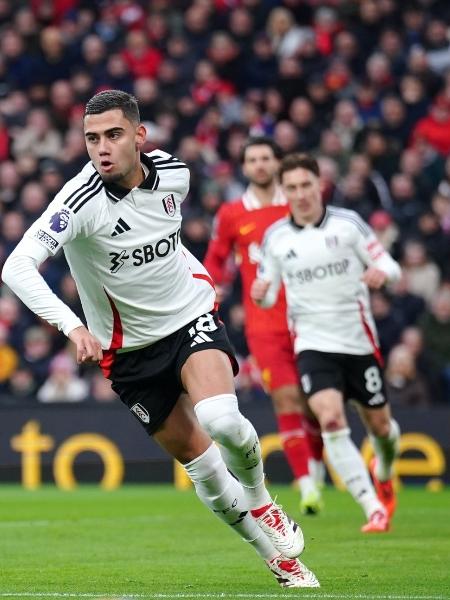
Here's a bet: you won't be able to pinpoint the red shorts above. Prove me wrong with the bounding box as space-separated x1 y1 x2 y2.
247 331 298 392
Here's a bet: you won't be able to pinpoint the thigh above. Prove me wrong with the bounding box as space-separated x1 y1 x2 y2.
180 348 236 405
307 387 347 430
177 311 239 405
247 332 298 392
344 354 387 409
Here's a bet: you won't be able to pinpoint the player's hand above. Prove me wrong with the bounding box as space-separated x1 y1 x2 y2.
251 279 271 304
361 267 388 289
68 326 103 364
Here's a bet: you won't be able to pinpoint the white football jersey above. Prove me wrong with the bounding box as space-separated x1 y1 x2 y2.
258 206 402 356
3 151 215 350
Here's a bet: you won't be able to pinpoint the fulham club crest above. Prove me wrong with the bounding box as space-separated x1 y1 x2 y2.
162 194 176 217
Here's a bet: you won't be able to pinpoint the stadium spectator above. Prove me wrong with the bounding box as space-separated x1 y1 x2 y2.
380 95 410 149
37 351 89 403
419 288 450 399
331 99 362 152
400 240 441 304
21 325 53 388
0 162 21 212
289 97 321 151
389 273 426 327
35 26 73 86
369 210 400 255
2 365 37 404
385 344 430 408
12 107 62 160
390 173 425 236
19 181 49 226
400 326 443 403
371 289 405 358
266 7 313 59
120 29 163 80
0 322 18 387
412 96 450 157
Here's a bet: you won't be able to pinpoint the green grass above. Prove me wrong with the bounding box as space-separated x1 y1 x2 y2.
0 485 449 599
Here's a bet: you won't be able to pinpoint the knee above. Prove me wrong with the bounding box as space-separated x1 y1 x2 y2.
322 418 344 432
318 410 346 432
203 412 247 446
272 386 300 414
194 394 250 447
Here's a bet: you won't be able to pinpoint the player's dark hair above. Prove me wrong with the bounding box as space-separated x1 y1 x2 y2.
279 153 320 181
84 90 140 124
240 136 283 163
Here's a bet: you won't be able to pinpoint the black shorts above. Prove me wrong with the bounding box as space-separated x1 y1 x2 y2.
297 350 387 409
110 311 238 435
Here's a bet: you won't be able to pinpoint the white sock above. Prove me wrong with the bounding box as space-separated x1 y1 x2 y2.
298 475 318 498
308 458 326 488
370 419 400 482
322 428 383 518
184 443 278 561
194 395 272 510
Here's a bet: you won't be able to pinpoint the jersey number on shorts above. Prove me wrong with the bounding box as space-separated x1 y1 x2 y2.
189 313 218 346
364 366 383 394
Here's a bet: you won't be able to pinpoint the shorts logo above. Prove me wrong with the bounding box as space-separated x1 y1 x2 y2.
301 374 312 394
367 393 385 406
49 208 70 233
162 194 176 217
130 403 150 424
34 229 59 251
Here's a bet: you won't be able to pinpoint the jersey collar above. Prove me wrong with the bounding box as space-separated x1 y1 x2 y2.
290 206 329 230
103 153 159 202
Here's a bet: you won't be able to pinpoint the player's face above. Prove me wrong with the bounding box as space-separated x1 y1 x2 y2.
84 109 146 187
281 167 323 224
242 145 279 188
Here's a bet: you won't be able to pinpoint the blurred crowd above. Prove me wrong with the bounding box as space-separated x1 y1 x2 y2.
0 0 450 407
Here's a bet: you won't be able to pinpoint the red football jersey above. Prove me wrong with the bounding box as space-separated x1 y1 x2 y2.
204 188 289 336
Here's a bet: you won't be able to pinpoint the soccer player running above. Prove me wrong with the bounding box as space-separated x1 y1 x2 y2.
251 153 401 533
2 92 320 588
204 137 324 515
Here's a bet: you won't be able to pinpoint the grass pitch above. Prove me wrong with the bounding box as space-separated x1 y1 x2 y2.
0 484 449 600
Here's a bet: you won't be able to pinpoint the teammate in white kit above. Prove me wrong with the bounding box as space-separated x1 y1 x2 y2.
251 153 401 533
2 91 319 588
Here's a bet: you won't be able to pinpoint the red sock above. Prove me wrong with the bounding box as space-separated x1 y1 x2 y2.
277 413 311 479
303 415 323 461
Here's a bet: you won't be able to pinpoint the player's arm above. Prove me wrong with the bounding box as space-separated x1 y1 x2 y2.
204 204 236 298
251 233 282 308
1 196 102 363
352 215 402 289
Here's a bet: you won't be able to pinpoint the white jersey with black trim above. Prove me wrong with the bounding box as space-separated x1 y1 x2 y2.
2 150 215 350
257 206 402 356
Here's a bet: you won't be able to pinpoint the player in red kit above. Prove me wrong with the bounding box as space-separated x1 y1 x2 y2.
204 137 323 513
